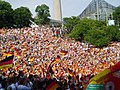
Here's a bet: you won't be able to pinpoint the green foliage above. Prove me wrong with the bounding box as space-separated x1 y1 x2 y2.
67 18 115 47
0 0 13 28
34 4 50 25
13 7 32 28
113 6 120 26
105 26 120 41
0 0 33 28
69 18 106 41
84 30 110 47
116 31 120 41
63 16 80 32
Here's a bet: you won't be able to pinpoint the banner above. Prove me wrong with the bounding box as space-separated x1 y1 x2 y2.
86 84 104 90
87 62 120 90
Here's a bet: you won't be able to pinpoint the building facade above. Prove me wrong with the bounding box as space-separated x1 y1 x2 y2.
79 0 116 21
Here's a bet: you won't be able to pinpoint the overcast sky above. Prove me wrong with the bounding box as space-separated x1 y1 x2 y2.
5 0 120 18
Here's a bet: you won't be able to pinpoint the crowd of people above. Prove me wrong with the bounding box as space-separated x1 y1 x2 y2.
0 26 120 90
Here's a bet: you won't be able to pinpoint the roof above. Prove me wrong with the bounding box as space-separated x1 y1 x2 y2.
79 0 116 18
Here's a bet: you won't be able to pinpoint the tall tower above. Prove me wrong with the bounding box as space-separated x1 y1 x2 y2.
53 0 62 21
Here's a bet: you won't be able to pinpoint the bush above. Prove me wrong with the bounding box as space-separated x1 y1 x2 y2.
84 30 111 47
105 26 120 41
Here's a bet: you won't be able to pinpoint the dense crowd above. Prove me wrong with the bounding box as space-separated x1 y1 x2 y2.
0 26 120 90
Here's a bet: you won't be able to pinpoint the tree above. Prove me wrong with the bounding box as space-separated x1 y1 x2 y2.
113 6 120 26
84 30 110 47
34 4 50 25
63 16 80 33
67 18 113 47
13 6 32 28
116 31 120 41
69 18 106 41
0 0 13 28
105 26 120 41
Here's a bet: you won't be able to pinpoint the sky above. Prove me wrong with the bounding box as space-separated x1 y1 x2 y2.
5 0 120 19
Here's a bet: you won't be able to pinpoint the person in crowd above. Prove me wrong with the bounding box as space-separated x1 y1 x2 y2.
0 26 120 89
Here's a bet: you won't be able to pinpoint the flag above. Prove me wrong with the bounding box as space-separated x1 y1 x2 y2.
53 57 60 64
40 66 45 78
60 50 68 55
68 68 76 77
2 52 7 57
46 81 60 90
28 57 34 62
48 56 60 68
15 50 21 59
47 56 61 79
2 52 14 58
0 55 14 69
47 64 54 75
58 71 64 77
110 61 115 66
110 61 120 72
6 52 14 57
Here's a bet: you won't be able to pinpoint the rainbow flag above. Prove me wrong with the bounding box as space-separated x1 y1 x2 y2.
46 81 60 90
0 55 14 69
